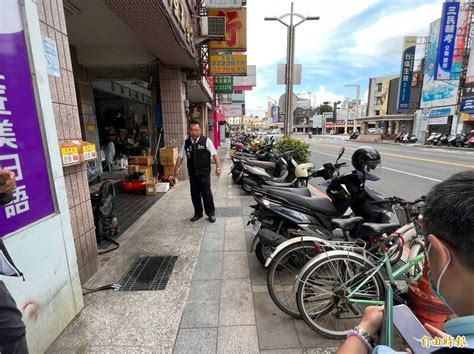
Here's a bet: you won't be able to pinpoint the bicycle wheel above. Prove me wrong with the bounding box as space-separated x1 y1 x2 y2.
296 250 385 339
267 241 320 318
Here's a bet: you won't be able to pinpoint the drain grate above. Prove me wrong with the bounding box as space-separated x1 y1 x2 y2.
215 207 242 217
119 256 177 291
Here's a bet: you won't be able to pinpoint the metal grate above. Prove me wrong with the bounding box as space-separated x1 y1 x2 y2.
119 256 177 291
215 207 242 217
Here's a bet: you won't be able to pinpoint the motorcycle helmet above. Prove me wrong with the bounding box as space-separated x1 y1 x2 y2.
294 163 314 178
351 146 381 173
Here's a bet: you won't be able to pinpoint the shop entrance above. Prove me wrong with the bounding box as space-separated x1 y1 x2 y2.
86 80 166 250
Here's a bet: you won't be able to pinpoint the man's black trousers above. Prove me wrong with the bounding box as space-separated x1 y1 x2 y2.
189 174 215 217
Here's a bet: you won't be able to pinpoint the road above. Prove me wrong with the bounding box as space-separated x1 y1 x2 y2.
300 135 474 200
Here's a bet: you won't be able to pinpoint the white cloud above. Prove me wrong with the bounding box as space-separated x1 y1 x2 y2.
247 0 379 68
352 1 444 57
313 86 346 106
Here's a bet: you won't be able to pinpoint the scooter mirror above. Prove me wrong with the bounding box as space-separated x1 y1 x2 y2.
336 147 345 162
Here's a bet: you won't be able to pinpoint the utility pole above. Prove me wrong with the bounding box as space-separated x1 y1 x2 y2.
265 3 319 137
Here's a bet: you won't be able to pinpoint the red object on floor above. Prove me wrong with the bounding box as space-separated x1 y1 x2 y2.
123 180 146 193
408 260 452 330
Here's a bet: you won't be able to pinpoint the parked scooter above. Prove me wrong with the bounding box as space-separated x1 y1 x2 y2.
249 147 406 264
455 132 468 147
394 132 404 143
402 133 418 144
240 152 312 192
447 133 458 147
350 130 360 140
425 132 438 145
466 130 474 148
436 133 449 146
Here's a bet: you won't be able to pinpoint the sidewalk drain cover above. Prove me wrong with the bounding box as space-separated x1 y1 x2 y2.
119 256 177 291
215 207 242 217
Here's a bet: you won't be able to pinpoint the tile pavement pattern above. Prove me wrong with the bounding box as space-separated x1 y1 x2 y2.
174 152 343 353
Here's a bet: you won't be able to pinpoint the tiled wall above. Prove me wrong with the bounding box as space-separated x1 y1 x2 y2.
37 0 99 284
71 45 98 148
160 68 188 180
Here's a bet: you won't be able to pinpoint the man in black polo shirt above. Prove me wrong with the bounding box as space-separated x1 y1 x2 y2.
174 119 221 223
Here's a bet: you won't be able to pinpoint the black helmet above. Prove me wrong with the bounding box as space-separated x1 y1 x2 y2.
351 146 381 172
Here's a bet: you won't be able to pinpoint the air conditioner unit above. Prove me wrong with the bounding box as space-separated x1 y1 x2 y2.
200 16 226 38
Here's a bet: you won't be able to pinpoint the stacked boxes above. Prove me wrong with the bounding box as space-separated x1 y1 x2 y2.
128 155 154 179
160 147 178 177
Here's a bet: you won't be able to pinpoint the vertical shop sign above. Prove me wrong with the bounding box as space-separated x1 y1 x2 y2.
215 76 234 93
0 0 55 237
435 2 460 80
397 36 416 110
208 8 246 51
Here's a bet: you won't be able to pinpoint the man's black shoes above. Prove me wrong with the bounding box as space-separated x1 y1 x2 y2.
190 214 203 222
209 216 216 223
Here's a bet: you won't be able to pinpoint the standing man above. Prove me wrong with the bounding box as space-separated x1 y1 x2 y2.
174 119 221 223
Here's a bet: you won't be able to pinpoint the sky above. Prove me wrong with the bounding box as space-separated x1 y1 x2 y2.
245 0 446 116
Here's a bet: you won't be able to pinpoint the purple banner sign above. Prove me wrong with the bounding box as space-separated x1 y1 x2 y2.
0 0 55 237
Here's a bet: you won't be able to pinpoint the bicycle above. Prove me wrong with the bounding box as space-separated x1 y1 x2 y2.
294 233 425 342
266 197 425 320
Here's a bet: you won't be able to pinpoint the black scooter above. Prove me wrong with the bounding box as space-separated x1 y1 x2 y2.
248 148 405 264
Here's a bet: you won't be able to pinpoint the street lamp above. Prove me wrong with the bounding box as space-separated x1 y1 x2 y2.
344 84 360 133
265 3 320 137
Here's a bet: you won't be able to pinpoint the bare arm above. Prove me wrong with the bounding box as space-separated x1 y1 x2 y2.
213 154 221 176
174 156 183 177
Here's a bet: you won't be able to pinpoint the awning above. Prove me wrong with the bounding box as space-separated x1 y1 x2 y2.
187 77 213 103
356 114 414 123
214 110 226 122
105 0 198 69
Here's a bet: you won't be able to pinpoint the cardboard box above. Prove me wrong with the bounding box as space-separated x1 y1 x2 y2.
146 179 157 196
163 165 175 177
138 165 153 179
128 155 153 166
160 147 178 166
128 165 140 175
157 182 170 193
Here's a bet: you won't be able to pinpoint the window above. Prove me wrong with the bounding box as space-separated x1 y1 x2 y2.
375 110 380 116
377 83 383 92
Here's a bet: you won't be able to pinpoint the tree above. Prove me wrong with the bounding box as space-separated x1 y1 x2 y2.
318 104 333 114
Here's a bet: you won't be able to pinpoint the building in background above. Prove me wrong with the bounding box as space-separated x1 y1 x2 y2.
0 0 223 351
366 75 399 117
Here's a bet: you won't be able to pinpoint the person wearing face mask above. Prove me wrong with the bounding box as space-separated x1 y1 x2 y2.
338 170 474 354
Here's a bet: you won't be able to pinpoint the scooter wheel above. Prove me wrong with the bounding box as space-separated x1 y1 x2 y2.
255 241 275 266
241 181 253 193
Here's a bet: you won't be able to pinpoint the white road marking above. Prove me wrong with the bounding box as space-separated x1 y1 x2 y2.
381 167 442 182
309 149 443 182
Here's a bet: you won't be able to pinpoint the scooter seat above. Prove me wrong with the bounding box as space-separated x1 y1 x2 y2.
362 222 400 236
268 190 337 215
248 160 276 170
262 185 311 197
331 216 364 231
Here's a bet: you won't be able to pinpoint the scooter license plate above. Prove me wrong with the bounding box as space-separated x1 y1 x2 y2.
252 221 261 236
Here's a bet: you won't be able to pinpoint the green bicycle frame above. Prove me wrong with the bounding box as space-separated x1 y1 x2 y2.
346 252 425 301
345 252 426 348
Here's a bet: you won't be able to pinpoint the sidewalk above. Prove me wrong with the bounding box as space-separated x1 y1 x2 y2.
48 145 342 353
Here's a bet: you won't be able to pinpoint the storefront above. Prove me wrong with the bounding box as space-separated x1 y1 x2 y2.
1 1 86 351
